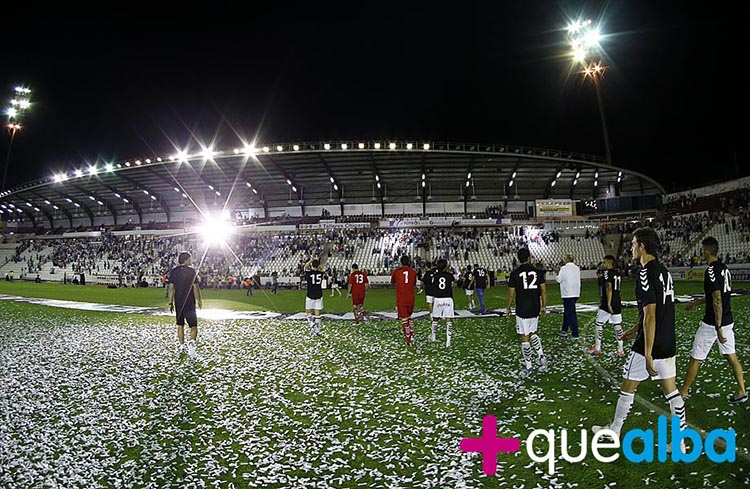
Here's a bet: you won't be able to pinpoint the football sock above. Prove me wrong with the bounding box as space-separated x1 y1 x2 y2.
595 322 604 350
665 390 687 430
614 324 624 352
610 391 635 435
521 342 532 370
530 334 544 358
431 320 438 338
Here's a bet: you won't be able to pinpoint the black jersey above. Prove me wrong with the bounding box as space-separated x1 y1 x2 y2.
168 265 198 313
508 263 545 319
305 270 324 299
597 269 605 303
424 268 439 297
464 271 475 290
633 259 676 359
472 267 488 289
432 271 454 299
599 268 623 314
703 260 733 326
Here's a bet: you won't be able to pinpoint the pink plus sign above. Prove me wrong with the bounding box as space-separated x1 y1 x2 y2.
460 415 521 476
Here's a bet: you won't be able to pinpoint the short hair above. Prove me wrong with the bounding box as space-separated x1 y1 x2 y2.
466 265 472 271
564 254 575 263
474 263 479 268
312 259 320 268
517 248 531 263
351 263 359 270
633 227 660 256
436 258 448 271
603 254 616 264
400 255 411 266
178 251 191 265
701 236 719 256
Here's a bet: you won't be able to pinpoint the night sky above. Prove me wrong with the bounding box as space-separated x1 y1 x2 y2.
2 1 746 194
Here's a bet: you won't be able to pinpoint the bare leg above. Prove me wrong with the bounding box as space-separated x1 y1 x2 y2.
679 358 702 398
724 354 747 398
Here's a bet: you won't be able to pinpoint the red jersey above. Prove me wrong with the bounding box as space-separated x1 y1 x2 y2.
348 270 369 294
391 266 417 306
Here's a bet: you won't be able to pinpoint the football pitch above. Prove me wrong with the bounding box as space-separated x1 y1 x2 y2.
0 280 748 488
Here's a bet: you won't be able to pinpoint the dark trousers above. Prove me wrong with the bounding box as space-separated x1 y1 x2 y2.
561 297 579 337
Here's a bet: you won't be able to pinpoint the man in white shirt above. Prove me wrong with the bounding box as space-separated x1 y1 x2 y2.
556 254 581 338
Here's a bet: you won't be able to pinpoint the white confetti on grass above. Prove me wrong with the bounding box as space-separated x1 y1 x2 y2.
0 298 748 488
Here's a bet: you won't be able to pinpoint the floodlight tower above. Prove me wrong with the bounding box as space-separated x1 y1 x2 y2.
566 19 613 167
3 86 32 191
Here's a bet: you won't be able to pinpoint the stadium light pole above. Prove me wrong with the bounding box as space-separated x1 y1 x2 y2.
566 19 613 166
3 86 32 191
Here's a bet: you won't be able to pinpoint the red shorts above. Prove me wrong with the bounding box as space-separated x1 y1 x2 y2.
352 293 365 306
397 304 414 319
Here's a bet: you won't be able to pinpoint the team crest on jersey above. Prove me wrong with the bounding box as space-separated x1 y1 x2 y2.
639 269 649 291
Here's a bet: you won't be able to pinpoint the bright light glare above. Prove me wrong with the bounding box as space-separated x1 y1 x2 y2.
584 29 601 46
573 48 587 62
199 216 232 245
6 107 18 118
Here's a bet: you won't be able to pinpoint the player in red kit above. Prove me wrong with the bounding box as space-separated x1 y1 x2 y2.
347 263 370 325
391 255 417 346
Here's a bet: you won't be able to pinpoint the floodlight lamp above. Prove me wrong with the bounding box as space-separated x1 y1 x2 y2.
276 145 283 152
407 143 413 150
263 146 270 153
156 157 162 162
202 147 214 159
556 171 562 178
423 143 430 150
341 143 348 150
374 143 381 149
324 143 331 150
333 184 338 191
551 181 557 187
75 169 83 177
467 172 472 179
105 163 114 172
199 215 232 245
358 143 365 149
508 180 514 187
330 177 335 183
292 186 297 192
389 142 396 150
573 48 587 62
6 107 18 118
293 145 300 151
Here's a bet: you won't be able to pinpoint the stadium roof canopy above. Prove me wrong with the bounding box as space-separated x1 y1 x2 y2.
0 140 665 226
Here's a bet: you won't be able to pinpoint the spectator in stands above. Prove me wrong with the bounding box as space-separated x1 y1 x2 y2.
556 254 581 339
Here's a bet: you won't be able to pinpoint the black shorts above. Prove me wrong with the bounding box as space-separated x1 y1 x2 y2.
176 308 198 328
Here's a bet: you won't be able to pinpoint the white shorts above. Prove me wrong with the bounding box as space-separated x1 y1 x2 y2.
305 297 323 311
432 298 454 319
332 283 340 289
690 322 736 360
426 295 434 304
596 309 623 325
622 351 676 381
516 317 539 336
465 289 474 296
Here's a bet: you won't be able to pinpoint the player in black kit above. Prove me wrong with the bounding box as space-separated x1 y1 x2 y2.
680 236 746 403
506 248 548 376
588 255 624 357
304 256 324 336
594 228 687 453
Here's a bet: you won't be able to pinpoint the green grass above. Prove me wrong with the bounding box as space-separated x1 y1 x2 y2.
0 279 726 313
0 281 748 487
